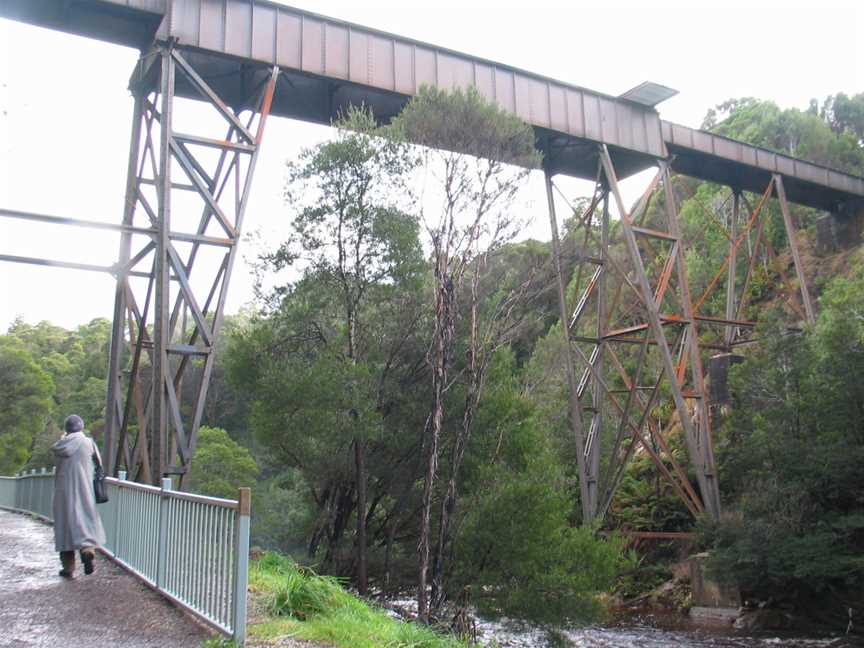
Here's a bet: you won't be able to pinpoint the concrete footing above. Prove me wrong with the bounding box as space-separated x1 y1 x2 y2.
689 552 741 609
690 606 740 624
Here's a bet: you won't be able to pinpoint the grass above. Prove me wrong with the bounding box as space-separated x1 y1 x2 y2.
246 552 473 648
200 638 237 648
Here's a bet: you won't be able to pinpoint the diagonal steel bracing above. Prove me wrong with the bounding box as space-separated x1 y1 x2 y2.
679 172 814 355
546 145 723 523
103 43 278 485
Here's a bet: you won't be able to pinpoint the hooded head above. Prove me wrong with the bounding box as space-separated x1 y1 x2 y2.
64 415 85 434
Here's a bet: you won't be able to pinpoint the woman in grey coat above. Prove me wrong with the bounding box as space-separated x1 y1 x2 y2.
51 414 106 578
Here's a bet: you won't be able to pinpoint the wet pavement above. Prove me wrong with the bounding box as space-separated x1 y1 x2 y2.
0 509 210 648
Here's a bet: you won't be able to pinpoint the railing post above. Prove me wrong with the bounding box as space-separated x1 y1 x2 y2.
232 488 251 645
14 473 18 510
156 476 172 590
28 469 35 514
114 470 126 558
40 467 48 519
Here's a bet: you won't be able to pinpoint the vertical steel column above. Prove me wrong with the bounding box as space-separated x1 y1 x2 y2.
587 192 609 518
661 162 721 518
725 192 739 347
774 174 816 325
152 46 175 482
105 94 146 476
107 45 278 485
544 169 593 523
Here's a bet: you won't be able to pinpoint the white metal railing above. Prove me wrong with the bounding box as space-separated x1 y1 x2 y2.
0 469 251 644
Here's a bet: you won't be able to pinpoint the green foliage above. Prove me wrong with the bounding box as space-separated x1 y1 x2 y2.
453 351 633 626
615 562 673 601
199 638 236 648
606 417 692 536
254 552 349 620
4 318 110 434
249 552 470 648
0 336 54 473
704 97 864 174
389 85 541 169
818 92 864 146
702 271 864 601
261 104 423 304
235 104 430 579
25 421 63 471
456 457 632 625
239 338 383 479
187 426 259 499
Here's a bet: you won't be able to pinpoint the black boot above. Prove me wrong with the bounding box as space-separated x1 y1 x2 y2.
80 548 95 575
59 551 75 578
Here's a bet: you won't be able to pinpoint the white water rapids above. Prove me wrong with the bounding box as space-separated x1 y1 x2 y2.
385 598 850 648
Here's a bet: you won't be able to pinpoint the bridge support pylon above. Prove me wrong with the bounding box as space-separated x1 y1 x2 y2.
545 145 723 523
104 42 278 485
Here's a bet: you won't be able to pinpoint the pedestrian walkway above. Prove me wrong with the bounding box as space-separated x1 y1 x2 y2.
0 509 209 648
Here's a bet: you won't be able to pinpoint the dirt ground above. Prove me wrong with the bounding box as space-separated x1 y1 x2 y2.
0 509 210 648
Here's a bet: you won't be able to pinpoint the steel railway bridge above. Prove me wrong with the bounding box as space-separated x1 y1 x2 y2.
2 0 863 525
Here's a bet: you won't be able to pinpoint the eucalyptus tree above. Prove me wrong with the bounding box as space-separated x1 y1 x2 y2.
245 106 423 592
389 85 542 620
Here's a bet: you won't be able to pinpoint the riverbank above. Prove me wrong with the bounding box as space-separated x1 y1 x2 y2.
236 552 860 648
242 552 468 648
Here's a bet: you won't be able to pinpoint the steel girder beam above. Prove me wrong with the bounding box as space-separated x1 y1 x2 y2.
103 43 278 484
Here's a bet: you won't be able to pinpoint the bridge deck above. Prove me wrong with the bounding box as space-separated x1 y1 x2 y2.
0 509 208 648
2 0 863 211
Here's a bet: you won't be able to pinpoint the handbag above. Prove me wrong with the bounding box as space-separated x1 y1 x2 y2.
92 448 109 504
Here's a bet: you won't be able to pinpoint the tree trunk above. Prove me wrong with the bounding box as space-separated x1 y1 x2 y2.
431 262 481 611
344 299 369 595
384 520 395 590
354 437 368 594
418 261 455 623
323 482 355 568
431 388 476 609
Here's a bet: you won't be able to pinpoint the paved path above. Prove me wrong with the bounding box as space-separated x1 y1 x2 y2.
0 509 210 648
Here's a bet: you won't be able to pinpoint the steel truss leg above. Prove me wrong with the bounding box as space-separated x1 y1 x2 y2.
104 43 278 485
724 192 740 348
775 175 816 325
658 160 721 519
544 168 592 522
599 148 720 520
546 147 724 523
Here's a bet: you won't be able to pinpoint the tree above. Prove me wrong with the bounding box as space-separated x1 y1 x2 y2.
186 426 259 499
821 92 864 145
6 317 110 437
701 269 864 627
452 347 633 626
238 106 424 592
703 97 864 175
389 85 541 620
0 337 54 474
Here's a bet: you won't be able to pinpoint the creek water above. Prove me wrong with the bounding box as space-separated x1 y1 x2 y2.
473 615 848 648
386 599 851 648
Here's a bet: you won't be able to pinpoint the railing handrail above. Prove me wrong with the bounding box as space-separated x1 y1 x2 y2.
103 477 240 509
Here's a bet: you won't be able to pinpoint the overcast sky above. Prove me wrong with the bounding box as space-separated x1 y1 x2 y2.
0 0 861 332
